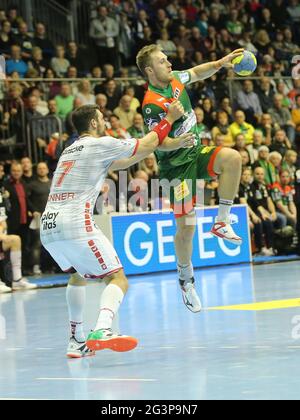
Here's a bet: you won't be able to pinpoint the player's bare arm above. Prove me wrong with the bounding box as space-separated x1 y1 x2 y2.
188 49 245 83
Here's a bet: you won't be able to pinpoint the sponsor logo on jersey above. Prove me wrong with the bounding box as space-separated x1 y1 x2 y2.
41 212 59 230
146 118 159 130
62 145 84 156
159 112 167 120
174 87 181 99
48 192 76 202
85 202 93 233
145 107 152 115
178 72 190 84
88 239 108 271
174 111 197 137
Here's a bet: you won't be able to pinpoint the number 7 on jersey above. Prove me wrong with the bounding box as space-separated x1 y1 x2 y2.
55 161 75 188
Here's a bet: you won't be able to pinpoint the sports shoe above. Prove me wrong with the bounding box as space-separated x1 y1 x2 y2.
211 218 242 245
86 329 138 353
0 281 12 294
12 278 37 291
180 279 202 313
67 337 95 359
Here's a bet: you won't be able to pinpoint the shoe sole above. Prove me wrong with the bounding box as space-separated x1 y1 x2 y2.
67 351 96 359
86 336 138 353
182 295 202 313
211 230 242 246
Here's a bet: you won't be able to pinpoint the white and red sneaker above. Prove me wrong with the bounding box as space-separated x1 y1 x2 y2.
211 219 242 246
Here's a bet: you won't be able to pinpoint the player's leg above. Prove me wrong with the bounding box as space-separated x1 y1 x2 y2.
175 212 202 313
66 273 95 359
86 269 138 353
210 148 243 244
2 235 37 290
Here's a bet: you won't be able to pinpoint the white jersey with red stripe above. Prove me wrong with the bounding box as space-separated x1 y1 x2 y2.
41 135 138 244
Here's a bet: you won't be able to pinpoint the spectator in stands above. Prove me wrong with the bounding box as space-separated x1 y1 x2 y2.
0 20 15 58
29 87 49 116
76 80 96 106
124 86 141 113
249 130 264 163
15 21 33 61
173 26 193 59
292 95 300 140
218 97 234 122
66 41 86 76
139 154 159 182
256 77 275 114
230 110 255 145
3 163 30 258
33 22 54 62
25 95 43 123
270 169 297 229
270 129 292 156
268 94 296 145
7 7 23 35
27 162 51 275
172 45 192 71
114 95 137 130
254 29 271 56
226 9 244 36
236 80 263 125
128 113 146 139
238 167 274 256
156 29 177 58
89 5 119 68
6 45 28 77
95 94 112 120
283 150 298 185
269 151 283 182
252 165 277 232
28 46 47 77
21 157 35 185
50 45 70 78
194 107 208 137
134 9 151 42
96 78 122 111
55 83 74 120
202 97 216 129
106 114 129 139
254 146 277 188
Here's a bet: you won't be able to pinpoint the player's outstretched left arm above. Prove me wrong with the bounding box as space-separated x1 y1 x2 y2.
188 49 244 83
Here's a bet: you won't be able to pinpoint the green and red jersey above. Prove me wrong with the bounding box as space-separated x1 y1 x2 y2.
142 71 203 171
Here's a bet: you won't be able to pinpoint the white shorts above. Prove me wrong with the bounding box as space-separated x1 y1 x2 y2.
43 234 123 279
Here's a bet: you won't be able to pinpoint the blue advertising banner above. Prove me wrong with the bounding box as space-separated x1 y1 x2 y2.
111 206 252 275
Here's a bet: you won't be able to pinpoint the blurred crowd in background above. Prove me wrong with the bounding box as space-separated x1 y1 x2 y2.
1 0 300 291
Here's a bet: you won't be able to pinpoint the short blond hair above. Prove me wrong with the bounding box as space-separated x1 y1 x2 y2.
136 44 162 76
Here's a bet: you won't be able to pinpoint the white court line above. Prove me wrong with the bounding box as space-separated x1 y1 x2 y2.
37 378 157 382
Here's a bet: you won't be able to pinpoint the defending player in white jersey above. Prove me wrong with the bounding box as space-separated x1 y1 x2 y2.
41 103 195 358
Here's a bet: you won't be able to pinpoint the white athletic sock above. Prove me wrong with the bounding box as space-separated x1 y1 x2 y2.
95 284 124 331
66 285 86 342
178 262 194 282
10 251 22 282
217 199 233 223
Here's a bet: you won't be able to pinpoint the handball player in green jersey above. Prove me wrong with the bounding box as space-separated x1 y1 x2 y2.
137 45 244 313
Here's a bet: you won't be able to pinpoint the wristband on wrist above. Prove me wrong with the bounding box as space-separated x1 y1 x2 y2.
152 119 172 145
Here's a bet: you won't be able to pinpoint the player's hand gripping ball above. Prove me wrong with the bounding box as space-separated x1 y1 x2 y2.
232 50 257 76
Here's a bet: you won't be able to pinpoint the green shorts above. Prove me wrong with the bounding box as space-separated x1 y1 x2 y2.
159 146 222 218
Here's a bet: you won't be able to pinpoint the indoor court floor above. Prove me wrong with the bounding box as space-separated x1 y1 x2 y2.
1 261 300 400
